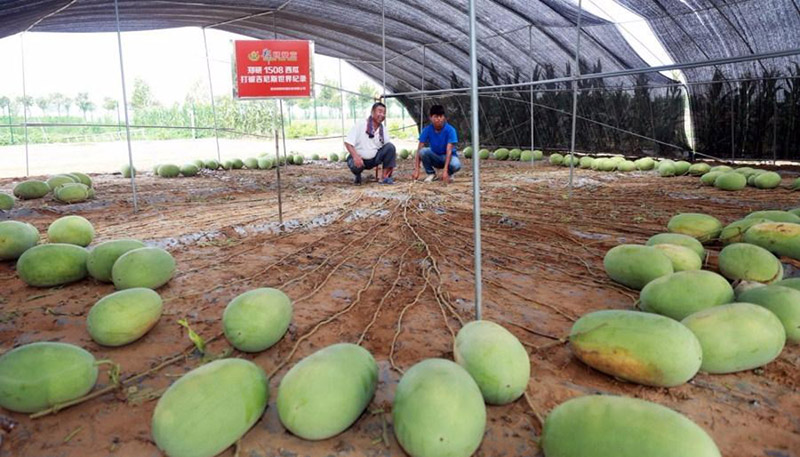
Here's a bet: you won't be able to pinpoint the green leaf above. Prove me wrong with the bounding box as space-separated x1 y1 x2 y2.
177 318 206 354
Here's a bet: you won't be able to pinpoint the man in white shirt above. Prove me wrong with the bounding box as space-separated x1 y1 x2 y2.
344 102 396 185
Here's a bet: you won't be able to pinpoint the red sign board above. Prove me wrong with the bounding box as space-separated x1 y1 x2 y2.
234 40 313 99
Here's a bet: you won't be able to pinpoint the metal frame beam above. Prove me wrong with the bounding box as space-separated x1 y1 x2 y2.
398 74 800 95
386 48 800 98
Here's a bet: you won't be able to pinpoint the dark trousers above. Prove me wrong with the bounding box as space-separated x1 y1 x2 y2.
420 147 462 175
347 143 396 176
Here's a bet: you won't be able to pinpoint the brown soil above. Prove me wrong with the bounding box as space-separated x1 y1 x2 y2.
1 161 798 457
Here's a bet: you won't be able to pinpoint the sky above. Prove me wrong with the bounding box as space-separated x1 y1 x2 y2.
582 0 676 69
0 0 680 107
0 27 376 107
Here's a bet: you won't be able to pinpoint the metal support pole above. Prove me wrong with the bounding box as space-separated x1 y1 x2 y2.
730 82 735 161
468 0 482 321
529 25 535 163
113 0 138 212
339 58 346 154
568 0 583 198
202 28 222 162
274 129 284 226
272 13 285 227
313 97 319 135
7 108 13 144
20 34 30 177
772 95 778 165
381 0 387 99
497 94 520 146
280 99 290 169
420 45 426 133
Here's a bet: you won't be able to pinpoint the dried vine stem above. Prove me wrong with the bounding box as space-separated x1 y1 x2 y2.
523 391 545 432
421 240 470 330
389 267 432 374
415 212 596 285
279 210 394 290
497 317 562 341
267 239 402 379
401 200 464 327
31 333 222 419
421 226 577 322
277 199 395 291
357 243 414 345
177 244 263 277
292 223 396 306
532 339 569 351
166 212 380 302
165 196 382 302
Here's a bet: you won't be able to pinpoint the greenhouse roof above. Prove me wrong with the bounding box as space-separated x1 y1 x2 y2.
0 0 797 93
617 0 800 82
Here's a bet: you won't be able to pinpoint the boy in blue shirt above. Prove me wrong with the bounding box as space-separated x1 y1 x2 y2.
412 105 461 184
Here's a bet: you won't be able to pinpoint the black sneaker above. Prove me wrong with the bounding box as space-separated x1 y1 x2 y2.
354 174 362 185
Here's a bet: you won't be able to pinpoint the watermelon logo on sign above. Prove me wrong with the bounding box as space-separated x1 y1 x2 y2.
248 51 260 62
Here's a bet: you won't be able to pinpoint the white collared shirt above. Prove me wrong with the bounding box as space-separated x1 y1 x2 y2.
345 119 390 160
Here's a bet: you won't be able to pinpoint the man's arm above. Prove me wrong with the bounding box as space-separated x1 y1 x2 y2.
344 142 363 168
344 123 364 169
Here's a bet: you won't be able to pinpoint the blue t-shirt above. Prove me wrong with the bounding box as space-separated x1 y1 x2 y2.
419 123 458 156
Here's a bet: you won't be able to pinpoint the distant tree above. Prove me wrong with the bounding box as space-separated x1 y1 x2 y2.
348 94 359 120
103 97 120 125
0 96 10 118
50 93 65 116
76 92 94 120
36 97 49 116
283 99 296 124
103 97 118 114
63 97 72 116
0 96 13 143
184 79 209 106
131 78 154 110
356 81 378 113
297 97 312 110
317 79 342 112
15 95 33 117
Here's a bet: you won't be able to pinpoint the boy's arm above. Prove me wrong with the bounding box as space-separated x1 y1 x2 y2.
412 141 425 180
442 143 453 185
442 126 457 185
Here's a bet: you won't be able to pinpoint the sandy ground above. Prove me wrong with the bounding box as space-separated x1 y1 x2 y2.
0 160 798 457
0 137 420 178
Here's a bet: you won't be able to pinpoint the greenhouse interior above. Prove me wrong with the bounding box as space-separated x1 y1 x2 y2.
0 0 798 456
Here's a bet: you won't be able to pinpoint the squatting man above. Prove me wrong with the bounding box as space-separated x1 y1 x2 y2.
344 102 397 185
